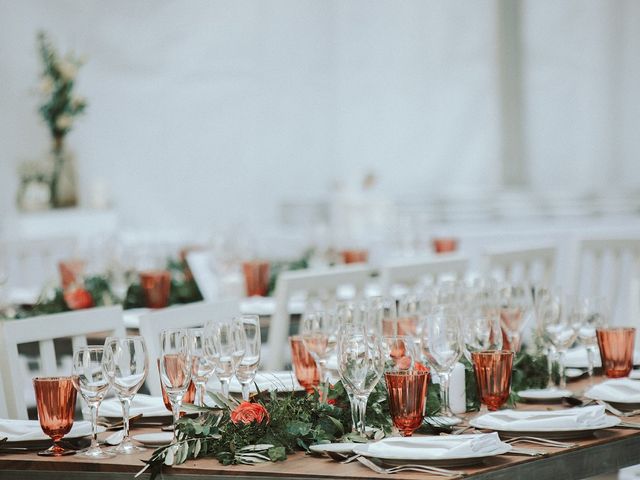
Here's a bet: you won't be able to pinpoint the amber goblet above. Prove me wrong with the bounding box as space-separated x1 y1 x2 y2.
139 270 172 308
384 370 429 436
471 350 514 412
242 260 270 297
289 335 320 393
33 376 77 456
341 249 369 264
596 327 636 378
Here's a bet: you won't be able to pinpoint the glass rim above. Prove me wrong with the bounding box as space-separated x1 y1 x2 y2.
384 370 429 376
596 327 636 333
33 376 75 382
76 345 104 351
471 349 514 357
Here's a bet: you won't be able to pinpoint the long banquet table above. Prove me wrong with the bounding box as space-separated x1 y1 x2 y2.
2 378 640 480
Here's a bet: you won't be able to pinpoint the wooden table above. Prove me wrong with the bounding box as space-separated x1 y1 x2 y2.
2 378 640 480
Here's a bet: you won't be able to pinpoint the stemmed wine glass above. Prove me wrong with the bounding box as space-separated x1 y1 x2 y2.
543 296 581 389
498 284 534 352
236 315 261 401
579 296 609 384
205 318 246 398
421 307 463 423
461 298 503 362
188 328 216 409
72 346 115 458
102 336 149 454
535 287 562 389
159 329 192 439
301 310 335 386
337 326 384 437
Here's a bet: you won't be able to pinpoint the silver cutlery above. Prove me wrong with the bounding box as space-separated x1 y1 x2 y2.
504 448 545 457
596 400 640 417
616 422 640 429
504 437 577 448
355 456 464 477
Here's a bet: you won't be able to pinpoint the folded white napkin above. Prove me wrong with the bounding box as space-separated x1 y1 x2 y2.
585 378 640 403
0 419 93 442
565 347 640 369
99 394 168 418
475 405 608 430
208 371 302 394
365 433 505 459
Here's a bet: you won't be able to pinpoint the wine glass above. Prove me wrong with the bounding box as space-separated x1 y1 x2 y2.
236 315 261 401
579 296 609 384
159 329 192 439
188 328 216 409
301 310 334 386
33 377 77 456
102 336 149 454
72 346 115 458
543 296 581 389
337 327 384 437
535 287 562 389
205 318 246 398
498 284 534 352
421 308 463 422
461 298 503 362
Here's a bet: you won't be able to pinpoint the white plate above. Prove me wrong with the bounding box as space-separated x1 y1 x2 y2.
517 388 572 401
309 443 357 454
566 368 585 379
0 420 104 444
470 415 620 437
629 370 640 380
564 347 640 369
584 378 640 404
132 432 173 447
208 371 303 394
352 435 511 467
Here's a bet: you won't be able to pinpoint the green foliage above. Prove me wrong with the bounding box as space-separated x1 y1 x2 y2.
266 249 313 296
36 31 86 139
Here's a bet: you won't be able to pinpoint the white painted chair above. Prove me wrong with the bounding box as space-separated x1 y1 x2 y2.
138 300 239 396
379 255 469 296
0 306 125 419
484 246 557 286
573 238 640 328
265 265 375 370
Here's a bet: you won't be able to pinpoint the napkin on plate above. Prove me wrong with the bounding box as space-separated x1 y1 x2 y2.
99 394 168 418
475 405 608 429
208 371 302 394
585 378 640 403
365 433 505 458
0 419 93 442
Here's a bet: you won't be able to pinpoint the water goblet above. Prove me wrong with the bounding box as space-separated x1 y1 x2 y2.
102 336 149 454
205 318 246 398
289 335 320 393
72 346 115 458
471 350 514 411
301 310 334 386
596 327 636 378
543 296 581 388
498 284 534 352
188 328 216 409
421 308 463 421
337 328 384 437
159 328 192 440
33 377 77 456
534 287 562 389
579 296 609 383
236 315 261 401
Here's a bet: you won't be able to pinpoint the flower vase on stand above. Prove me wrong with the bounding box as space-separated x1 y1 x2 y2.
49 135 78 209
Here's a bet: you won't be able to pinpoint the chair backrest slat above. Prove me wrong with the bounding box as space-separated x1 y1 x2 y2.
379 255 469 295
484 246 557 286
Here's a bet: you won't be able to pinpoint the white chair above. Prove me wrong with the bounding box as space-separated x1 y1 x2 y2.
573 238 640 328
265 265 375 370
379 255 469 296
138 300 239 396
484 246 557 285
0 306 125 419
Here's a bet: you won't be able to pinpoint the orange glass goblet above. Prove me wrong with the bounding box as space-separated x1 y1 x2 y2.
242 260 270 297
58 259 86 289
139 270 172 308
341 249 369 264
596 327 636 378
384 370 429 436
289 335 320 393
471 350 514 412
33 376 77 456
432 238 458 254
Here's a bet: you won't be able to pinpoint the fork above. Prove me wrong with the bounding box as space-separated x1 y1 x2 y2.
355 456 465 477
596 400 640 417
504 437 577 448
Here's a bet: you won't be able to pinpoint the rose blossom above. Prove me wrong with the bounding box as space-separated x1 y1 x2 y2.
230 402 269 425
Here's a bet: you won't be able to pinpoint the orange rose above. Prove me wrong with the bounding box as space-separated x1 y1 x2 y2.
230 402 269 425
63 287 95 310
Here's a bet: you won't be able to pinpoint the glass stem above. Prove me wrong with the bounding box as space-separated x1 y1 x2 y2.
171 397 182 442
241 382 250 402
586 347 595 385
347 391 357 433
440 372 451 416
120 397 131 442
89 403 99 449
546 347 556 389
558 350 567 389
221 379 230 399
356 395 369 437
196 381 206 407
